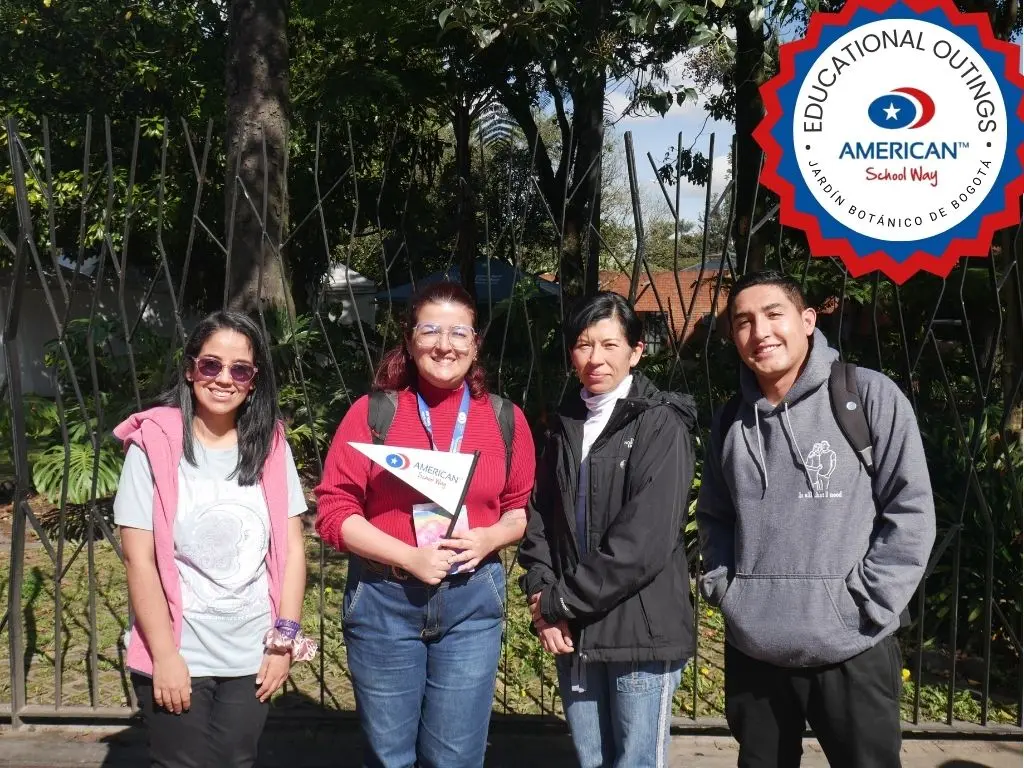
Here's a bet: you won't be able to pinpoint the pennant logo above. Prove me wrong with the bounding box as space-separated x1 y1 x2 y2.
349 442 476 515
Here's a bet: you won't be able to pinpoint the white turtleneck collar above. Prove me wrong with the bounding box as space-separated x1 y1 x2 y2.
581 373 634 413
580 374 634 461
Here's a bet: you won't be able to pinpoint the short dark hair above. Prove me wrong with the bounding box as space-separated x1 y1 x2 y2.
727 270 808 321
159 310 279 486
373 281 488 397
564 291 643 350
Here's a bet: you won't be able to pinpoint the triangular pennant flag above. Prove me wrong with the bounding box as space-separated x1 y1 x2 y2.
349 442 476 515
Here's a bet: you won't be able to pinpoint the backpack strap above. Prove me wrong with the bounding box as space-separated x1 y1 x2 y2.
716 365 875 477
828 360 875 477
488 393 515 481
828 362 904 621
368 389 515 479
368 390 398 445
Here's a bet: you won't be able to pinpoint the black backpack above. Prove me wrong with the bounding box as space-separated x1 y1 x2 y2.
367 390 516 479
717 360 875 477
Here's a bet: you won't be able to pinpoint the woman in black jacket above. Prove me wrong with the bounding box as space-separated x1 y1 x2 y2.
519 292 697 768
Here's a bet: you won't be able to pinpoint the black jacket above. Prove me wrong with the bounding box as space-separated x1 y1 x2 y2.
518 371 697 663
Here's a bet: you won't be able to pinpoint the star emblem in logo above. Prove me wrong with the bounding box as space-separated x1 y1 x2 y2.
385 453 411 470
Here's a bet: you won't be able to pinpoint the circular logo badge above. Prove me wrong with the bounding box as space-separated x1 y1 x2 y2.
386 453 411 470
756 0 1024 282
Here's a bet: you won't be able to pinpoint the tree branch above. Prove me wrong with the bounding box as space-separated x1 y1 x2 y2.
498 83 563 222
545 70 571 147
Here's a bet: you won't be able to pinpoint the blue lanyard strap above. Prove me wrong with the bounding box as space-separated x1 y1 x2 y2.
415 385 471 453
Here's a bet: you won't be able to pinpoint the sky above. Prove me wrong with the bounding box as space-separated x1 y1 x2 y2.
604 52 736 227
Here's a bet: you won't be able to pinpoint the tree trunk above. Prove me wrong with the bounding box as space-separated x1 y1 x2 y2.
733 4 768 274
562 74 606 298
225 0 293 316
453 101 477 301
998 226 1022 437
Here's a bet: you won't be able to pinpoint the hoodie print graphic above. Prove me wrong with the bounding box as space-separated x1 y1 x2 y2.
800 440 840 498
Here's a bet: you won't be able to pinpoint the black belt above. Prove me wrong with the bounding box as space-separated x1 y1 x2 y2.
359 557 414 582
356 554 500 584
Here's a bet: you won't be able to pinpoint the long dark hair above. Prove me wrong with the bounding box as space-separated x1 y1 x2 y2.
374 281 489 397
159 311 279 486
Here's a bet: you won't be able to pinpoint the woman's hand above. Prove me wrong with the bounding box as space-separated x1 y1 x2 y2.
403 542 454 585
536 620 575 654
152 652 192 713
530 593 574 654
439 528 496 573
255 649 292 703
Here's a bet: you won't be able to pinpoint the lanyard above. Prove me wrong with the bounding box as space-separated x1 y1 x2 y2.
415 385 471 453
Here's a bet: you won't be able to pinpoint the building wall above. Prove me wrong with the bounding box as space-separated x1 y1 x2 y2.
0 277 179 397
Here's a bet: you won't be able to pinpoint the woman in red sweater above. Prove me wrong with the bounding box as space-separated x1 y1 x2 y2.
315 282 535 768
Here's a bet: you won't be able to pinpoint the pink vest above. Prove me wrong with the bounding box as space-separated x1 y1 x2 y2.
113 406 290 675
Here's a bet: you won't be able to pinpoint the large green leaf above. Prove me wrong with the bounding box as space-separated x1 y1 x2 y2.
31 441 124 505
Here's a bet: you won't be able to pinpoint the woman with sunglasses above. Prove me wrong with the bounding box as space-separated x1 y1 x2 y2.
113 311 315 768
315 282 536 768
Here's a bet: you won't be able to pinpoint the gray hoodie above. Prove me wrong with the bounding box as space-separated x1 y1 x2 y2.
697 329 935 667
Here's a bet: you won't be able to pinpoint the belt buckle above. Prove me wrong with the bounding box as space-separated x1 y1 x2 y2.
390 566 409 581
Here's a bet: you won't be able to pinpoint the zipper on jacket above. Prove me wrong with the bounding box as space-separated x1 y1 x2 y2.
558 418 583 563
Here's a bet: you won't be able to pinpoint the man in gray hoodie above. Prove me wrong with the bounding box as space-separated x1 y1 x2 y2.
697 271 935 767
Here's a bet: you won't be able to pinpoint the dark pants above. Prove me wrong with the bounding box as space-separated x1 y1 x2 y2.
725 637 903 768
132 672 269 768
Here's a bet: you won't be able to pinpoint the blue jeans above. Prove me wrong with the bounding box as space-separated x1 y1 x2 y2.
342 557 505 768
556 656 685 768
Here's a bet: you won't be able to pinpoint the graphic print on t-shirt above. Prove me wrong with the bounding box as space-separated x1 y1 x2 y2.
175 473 270 621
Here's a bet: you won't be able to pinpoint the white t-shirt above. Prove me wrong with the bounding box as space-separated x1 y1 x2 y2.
114 440 307 677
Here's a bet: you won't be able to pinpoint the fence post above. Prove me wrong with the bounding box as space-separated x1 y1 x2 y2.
3 117 32 729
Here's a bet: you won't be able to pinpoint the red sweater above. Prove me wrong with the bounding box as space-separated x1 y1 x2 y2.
315 381 536 552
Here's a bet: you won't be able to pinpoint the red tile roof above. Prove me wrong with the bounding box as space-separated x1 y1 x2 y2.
539 269 843 345
598 269 726 342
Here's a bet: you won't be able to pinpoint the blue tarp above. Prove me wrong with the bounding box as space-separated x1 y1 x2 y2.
377 259 560 304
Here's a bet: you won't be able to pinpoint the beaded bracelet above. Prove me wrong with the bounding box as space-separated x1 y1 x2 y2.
274 618 301 640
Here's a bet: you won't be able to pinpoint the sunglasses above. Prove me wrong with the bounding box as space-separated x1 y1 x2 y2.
191 356 258 385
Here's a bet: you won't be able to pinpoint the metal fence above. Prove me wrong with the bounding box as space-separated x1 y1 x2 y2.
0 116 1021 734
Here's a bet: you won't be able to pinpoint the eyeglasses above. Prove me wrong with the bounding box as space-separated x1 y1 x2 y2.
411 323 476 352
191 356 258 385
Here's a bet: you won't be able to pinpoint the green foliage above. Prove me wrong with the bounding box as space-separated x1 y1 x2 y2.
30 440 122 505
263 309 374 472
14 314 165 508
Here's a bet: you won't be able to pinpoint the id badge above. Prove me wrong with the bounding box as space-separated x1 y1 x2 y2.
411 502 473 575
